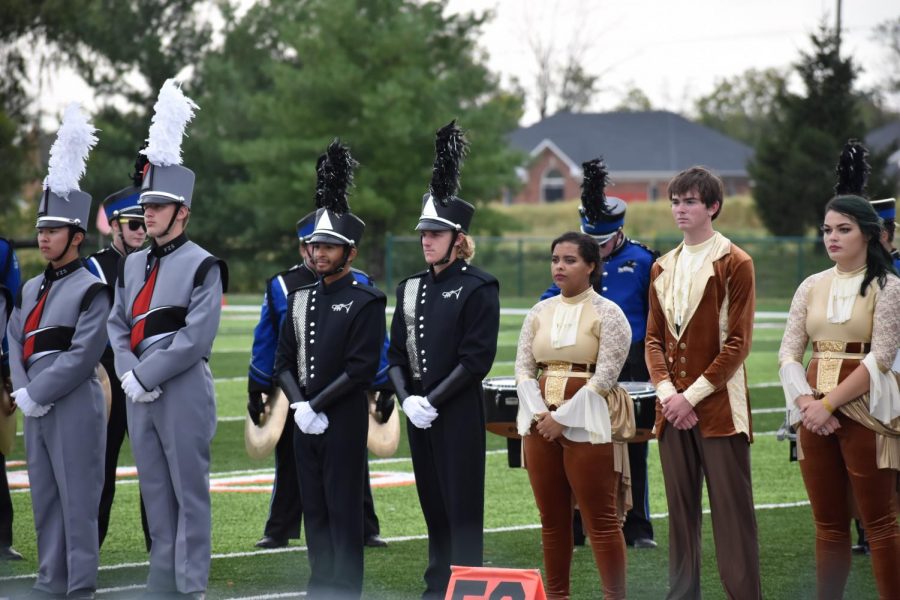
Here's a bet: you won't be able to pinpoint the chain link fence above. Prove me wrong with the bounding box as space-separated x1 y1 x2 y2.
385 235 835 302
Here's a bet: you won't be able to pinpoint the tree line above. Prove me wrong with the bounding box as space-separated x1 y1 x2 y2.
1 2 897 288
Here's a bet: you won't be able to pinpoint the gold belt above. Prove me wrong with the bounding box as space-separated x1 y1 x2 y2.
811 340 868 394
538 361 595 408
811 351 866 360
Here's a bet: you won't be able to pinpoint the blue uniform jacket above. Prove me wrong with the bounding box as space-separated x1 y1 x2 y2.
540 238 657 343
248 263 389 393
0 238 21 370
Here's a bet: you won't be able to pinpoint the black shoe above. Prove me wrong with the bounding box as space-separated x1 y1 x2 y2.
65 590 95 600
851 543 870 555
364 534 388 548
0 545 24 560
254 535 288 549
631 538 658 549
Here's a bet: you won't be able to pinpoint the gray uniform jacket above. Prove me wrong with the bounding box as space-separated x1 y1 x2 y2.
7 258 111 595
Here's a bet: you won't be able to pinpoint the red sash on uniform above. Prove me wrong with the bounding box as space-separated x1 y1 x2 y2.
22 282 51 364
130 262 159 352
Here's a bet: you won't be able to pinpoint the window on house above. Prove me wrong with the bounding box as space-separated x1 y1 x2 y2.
541 169 565 203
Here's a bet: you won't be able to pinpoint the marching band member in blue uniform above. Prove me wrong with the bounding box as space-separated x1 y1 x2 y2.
540 158 659 549
0 234 22 562
84 147 151 551
107 80 226 598
248 210 389 550
388 122 500 599
8 104 111 599
274 141 386 599
870 197 900 272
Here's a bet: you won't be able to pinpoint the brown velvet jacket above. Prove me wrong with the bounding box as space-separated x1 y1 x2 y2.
645 233 755 439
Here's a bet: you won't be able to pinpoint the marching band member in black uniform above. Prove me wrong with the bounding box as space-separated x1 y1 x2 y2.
248 211 388 550
0 234 22 562
540 158 659 548
274 141 386 599
8 104 110 599
387 121 500 599
85 147 151 550
107 80 226 598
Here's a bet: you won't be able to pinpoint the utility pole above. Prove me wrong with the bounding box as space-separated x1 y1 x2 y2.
835 0 842 53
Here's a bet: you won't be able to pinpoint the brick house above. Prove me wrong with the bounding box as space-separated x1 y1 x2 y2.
507 110 754 204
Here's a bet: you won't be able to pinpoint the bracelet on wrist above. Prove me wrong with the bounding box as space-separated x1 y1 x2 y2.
821 397 835 414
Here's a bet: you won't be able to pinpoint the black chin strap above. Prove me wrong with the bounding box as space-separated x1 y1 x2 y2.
52 227 78 263
429 230 460 268
159 203 183 238
319 246 352 279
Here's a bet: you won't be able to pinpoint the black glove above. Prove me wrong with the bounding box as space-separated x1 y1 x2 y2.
247 391 264 426
387 365 412 402
426 364 474 408
374 391 396 423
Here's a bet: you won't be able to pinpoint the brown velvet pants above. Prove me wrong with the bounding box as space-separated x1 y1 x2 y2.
524 427 625 600
657 426 762 600
798 414 900 600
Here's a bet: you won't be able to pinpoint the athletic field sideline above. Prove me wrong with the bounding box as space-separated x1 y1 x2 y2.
0 307 885 599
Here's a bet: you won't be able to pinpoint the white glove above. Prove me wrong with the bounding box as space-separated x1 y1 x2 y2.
313 412 330 433
11 388 52 418
402 395 438 429
122 371 147 401
135 387 162 403
291 401 328 435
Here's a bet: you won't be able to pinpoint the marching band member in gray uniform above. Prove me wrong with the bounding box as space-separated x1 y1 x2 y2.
7 104 110 599
274 141 386 599
107 80 226 598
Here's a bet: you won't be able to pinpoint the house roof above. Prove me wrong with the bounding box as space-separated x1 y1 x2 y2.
508 110 754 177
866 121 900 154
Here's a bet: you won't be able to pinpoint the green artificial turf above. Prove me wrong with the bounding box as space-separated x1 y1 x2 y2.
1 300 887 599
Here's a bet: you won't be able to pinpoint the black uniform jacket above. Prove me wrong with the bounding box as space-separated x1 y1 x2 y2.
388 259 500 392
274 272 386 401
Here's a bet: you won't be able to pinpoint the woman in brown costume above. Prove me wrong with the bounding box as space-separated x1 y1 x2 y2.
514 231 634 599
778 194 900 599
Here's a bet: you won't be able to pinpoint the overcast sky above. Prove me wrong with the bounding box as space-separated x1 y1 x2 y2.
447 0 898 123
29 0 899 127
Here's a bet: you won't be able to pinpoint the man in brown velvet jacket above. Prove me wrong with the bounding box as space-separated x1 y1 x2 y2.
645 166 762 600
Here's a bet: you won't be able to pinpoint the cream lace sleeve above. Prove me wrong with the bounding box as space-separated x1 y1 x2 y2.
778 274 819 366
871 275 900 371
515 299 551 383
864 276 900 424
586 296 632 395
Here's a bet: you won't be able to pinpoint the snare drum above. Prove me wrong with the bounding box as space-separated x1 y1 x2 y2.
482 376 520 439
619 381 657 443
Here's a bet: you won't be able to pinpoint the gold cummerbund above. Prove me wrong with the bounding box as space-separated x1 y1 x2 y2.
807 340 869 394
537 361 595 409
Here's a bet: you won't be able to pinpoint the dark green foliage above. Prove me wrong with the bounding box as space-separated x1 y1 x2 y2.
185 0 525 286
748 26 892 236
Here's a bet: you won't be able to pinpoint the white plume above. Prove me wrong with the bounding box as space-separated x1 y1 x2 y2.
142 79 199 167
44 103 98 198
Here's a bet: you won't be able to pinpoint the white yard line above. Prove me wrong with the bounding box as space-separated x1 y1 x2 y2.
0 498 811 583
223 305 789 320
